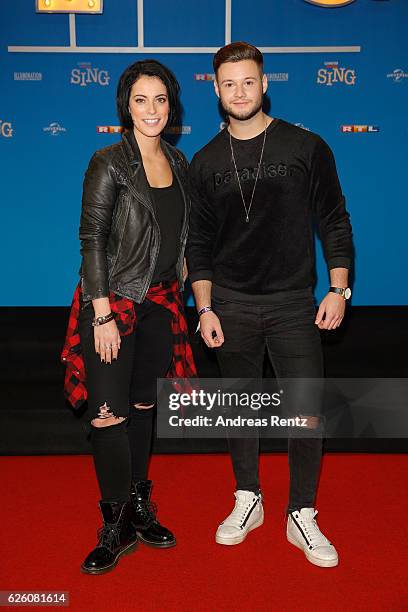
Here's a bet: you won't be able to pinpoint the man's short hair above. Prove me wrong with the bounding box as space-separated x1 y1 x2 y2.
116 59 180 129
213 41 264 77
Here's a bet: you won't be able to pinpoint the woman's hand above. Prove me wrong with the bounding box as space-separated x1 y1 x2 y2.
94 319 121 363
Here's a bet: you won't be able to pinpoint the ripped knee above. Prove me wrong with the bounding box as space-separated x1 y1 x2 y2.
133 402 155 410
91 402 127 428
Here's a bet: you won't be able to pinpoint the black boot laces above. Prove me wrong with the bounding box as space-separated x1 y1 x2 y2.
136 500 158 527
96 522 121 552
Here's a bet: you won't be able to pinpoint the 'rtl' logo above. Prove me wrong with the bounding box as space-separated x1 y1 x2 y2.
341 125 379 132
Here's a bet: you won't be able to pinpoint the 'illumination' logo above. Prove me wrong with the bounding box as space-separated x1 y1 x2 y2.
14 72 42 81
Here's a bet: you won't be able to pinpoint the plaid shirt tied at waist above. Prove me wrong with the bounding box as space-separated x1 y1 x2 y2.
61 280 197 409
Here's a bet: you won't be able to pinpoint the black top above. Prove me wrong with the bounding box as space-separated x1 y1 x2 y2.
186 118 353 296
149 178 184 285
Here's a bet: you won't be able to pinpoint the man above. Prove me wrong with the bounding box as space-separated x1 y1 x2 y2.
186 41 353 568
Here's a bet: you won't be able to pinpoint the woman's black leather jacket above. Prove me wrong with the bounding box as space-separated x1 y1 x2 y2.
79 130 189 303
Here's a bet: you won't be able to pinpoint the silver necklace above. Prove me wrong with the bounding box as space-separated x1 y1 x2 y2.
229 121 267 223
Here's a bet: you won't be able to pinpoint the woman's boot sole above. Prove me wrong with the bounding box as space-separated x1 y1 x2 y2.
80 541 137 575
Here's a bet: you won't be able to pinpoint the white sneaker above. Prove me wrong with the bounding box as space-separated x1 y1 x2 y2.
215 490 264 545
287 507 339 567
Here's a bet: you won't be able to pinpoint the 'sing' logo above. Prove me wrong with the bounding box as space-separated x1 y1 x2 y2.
0 120 13 138
70 63 110 87
317 62 356 86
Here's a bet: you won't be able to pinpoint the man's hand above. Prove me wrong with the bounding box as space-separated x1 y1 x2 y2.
315 292 346 330
199 311 225 348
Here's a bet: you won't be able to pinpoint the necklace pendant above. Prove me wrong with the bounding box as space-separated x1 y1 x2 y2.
245 217 249 223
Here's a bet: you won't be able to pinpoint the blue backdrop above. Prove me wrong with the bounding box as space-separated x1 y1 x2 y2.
1 0 407 306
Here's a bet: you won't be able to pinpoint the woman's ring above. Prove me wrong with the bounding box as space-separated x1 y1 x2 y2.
105 344 112 349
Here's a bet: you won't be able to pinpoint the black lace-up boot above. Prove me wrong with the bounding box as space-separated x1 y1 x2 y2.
130 480 176 548
81 500 138 574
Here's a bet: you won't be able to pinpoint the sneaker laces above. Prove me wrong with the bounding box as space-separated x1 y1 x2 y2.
297 510 331 549
223 493 259 527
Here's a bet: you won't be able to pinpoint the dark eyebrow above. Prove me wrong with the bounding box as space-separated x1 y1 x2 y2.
220 76 257 84
132 93 168 98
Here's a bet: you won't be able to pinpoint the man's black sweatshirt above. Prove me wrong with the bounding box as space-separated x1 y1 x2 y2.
186 118 353 297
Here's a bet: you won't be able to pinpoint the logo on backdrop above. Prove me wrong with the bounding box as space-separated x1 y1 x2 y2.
96 125 123 134
341 125 379 133
165 126 191 135
304 0 355 6
43 122 67 136
317 61 356 86
294 123 310 131
195 73 288 82
14 71 42 81
194 74 215 81
0 120 13 138
266 73 289 82
71 63 110 87
386 69 408 83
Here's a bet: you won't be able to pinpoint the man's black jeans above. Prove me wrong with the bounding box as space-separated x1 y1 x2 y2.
212 288 324 514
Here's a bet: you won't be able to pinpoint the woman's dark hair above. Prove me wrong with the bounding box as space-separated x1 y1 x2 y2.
116 59 180 129
213 41 263 77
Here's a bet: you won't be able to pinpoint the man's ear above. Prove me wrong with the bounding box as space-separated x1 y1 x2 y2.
262 73 268 95
214 78 220 99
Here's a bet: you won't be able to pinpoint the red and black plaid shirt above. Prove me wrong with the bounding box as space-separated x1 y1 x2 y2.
61 280 197 409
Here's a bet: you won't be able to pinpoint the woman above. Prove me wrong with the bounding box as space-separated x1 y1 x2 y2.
61 59 196 575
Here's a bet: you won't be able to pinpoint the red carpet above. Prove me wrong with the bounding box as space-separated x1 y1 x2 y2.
1 453 407 611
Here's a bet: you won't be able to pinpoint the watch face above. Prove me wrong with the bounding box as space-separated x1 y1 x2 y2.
344 288 351 300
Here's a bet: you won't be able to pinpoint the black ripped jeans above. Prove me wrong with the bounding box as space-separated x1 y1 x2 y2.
79 298 173 502
212 289 324 515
